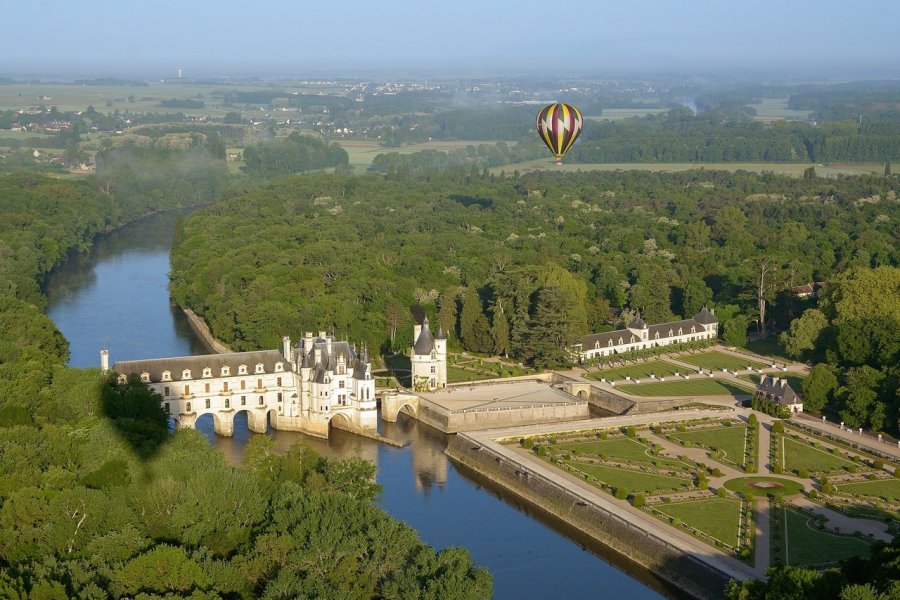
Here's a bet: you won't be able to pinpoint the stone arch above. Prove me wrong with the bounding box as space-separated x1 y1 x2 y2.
397 402 418 419
329 412 353 433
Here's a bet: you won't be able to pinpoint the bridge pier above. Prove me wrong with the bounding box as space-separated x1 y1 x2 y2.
175 412 197 429
247 409 269 434
213 411 235 437
381 391 419 422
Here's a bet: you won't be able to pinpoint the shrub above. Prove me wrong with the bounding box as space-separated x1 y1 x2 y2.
822 483 834 494
614 487 629 500
797 469 810 479
773 493 784 503
771 421 784 434
671 517 681 526
549 437 558 446
748 414 758 426
873 459 884 470
868 474 878 481
522 438 534 449
536 446 547 457
745 462 755 473
712 468 723 477
632 494 646 508
625 426 636 438
773 465 783 474
808 489 818 499
895 469 900 479
717 487 727 498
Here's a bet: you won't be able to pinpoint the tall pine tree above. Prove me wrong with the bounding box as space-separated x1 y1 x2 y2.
491 299 510 357
523 286 577 368
460 285 492 353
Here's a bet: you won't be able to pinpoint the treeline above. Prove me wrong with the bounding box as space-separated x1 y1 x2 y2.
570 108 900 163
369 139 546 175
159 98 205 109
242 131 348 176
781 267 899 432
0 173 491 598
169 169 899 371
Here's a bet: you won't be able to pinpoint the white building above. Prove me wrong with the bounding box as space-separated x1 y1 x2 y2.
577 307 719 363
107 332 376 438
410 316 447 391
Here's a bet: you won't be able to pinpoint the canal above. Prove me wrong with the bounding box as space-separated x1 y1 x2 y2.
46 210 673 599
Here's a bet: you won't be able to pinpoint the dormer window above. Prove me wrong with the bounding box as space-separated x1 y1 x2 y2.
654 332 660 339
678 328 683 335
607 340 613 347
274 362 284 372
668 329 673 337
238 365 248 375
617 337 623 345
324 377 330 384
690 326 696 333
202 367 212 378
255 363 264 374
221 366 230 377
182 369 192 380
162 370 172 381
630 335 635 343
140 372 150 383
117 374 127 384
337 364 345 375
595 341 600 349
431 351 436 359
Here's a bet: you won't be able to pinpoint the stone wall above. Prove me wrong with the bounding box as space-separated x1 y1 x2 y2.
446 434 733 600
443 401 588 433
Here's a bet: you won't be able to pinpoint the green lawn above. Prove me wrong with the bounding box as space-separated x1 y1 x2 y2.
654 498 743 547
672 425 748 466
677 351 767 372
555 437 686 469
561 461 694 494
784 507 871 567
586 360 685 382
782 438 856 474
725 476 805 498
837 478 900 499
745 337 793 362
617 379 751 398
446 366 492 383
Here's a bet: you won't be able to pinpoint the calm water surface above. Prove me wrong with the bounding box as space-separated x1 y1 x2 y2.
46 210 673 599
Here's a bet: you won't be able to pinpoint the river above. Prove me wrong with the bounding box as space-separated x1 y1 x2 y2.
45 210 674 599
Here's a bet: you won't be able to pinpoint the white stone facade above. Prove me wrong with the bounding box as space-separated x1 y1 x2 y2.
578 307 719 363
410 317 447 391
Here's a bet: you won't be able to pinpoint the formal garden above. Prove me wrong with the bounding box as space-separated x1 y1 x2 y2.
616 378 752 398
676 351 768 372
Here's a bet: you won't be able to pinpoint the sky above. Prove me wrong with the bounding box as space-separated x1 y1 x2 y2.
4 0 900 79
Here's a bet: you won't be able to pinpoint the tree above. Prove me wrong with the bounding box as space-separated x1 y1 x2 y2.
681 276 713 318
437 289 458 342
723 315 749 348
839 366 885 429
491 299 510 357
885 162 892 177
802 364 838 413
460 285 492 353
384 297 405 348
523 286 577 369
780 308 828 359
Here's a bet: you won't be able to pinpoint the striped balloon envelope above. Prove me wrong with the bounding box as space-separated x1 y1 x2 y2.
535 102 584 163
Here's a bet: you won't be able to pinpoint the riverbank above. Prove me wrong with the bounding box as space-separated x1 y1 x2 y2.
180 306 231 354
446 418 760 600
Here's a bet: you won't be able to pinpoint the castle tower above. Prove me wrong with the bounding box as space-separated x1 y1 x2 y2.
100 349 109 373
410 316 447 391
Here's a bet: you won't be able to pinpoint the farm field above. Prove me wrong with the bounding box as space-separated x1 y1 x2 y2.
746 98 813 122
654 498 743 547
585 360 685 382
671 425 748 465
487 160 884 178
561 461 693 495
783 507 871 566
554 437 686 469
617 379 751 398
837 478 900 499
585 108 669 121
338 139 503 172
677 351 767 372
781 437 856 474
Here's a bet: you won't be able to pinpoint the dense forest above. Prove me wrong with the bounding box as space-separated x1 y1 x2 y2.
169 169 899 424
570 108 900 163
242 132 349 175
0 173 490 598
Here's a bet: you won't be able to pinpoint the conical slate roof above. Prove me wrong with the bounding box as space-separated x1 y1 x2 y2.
628 315 647 329
413 316 436 355
694 306 717 324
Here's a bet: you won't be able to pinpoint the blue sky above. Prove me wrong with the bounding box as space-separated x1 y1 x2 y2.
5 1 899 78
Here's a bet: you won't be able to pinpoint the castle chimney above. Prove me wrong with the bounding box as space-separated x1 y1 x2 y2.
282 335 291 361
325 336 332 355
100 349 109 372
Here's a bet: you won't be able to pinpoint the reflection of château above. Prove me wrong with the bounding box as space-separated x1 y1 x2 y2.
577 307 719 362
106 331 377 438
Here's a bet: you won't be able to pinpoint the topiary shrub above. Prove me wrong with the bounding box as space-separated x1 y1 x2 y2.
614 487 629 500
873 459 884 470
822 483 834 494
797 469 810 479
522 438 534 449
772 421 784 434
717 487 727 498
808 489 818 499
625 426 636 438
632 494 646 508
773 464 783 474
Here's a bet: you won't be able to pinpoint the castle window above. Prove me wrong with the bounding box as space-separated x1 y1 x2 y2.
164 402 170 413
202 367 212 378
182 369 192 380
325 377 330 384
654 332 660 339
255 363 264 374
238 365 248 375
223 382 229 392
607 340 613 347
337 364 345 375
257 378 263 389
277 392 282 402
164 386 170 396
225 398 230 409
162 370 171 381
339 380 345 388
205 399 210 409
184 384 190 395
241 380 246 390
431 365 436 373
690 326 696 333
617 337 623 345
678 328 683 335
140 372 150 383
221 366 230 376
630 335 635 343
205 383 210 393
595 341 600 349
186 402 191 412
431 351 436 359
258 396 264 405
275 362 284 372
277 377 282 387
241 396 246 406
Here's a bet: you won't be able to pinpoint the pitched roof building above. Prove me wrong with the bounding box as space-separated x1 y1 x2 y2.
755 375 803 413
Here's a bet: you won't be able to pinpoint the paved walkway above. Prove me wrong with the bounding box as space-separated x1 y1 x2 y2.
791 497 894 542
754 502 770 572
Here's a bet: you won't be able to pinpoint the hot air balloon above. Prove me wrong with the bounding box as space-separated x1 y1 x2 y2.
536 102 583 163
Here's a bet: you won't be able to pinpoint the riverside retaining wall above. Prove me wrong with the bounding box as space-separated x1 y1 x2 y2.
446 434 733 600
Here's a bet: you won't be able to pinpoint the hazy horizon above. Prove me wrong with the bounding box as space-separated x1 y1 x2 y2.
4 0 900 80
